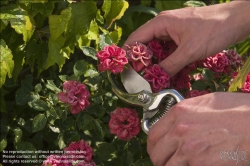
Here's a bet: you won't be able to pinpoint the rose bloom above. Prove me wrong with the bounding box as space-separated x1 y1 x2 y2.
192 73 205 81
242 73 250 93
170 70 191 91
147 40 177 63
143 64 170 92
64 140 94 162
96 44 128 74
109 107 140 141
224 49 242 70
127 42 153 72
202 52 230 73
75 160 96 166
186 90 210 98
58 81 91 114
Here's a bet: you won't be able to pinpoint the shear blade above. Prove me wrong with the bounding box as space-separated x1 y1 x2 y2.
121 64 152 93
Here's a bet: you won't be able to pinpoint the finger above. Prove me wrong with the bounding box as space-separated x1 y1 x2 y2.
147 107 176 154
122 16 170 50
148 126 179 166
165 150 188 166
158 43 195 77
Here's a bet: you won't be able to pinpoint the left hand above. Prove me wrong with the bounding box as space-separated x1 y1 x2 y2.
147 92 250 166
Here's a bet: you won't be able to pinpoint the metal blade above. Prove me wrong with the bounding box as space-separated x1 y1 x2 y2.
121 64 152 93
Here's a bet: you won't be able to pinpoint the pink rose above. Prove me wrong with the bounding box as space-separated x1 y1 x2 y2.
242 74 250 93
147 40 177 63
97 44 128 74
127 42 153 72
42 155 63 166
202 52 230 73
170 70 191 90
225 49 242 70
186 90 210 98
192 73 205 81
58 81 91 114
143 64 170 92
64 140 94 162
109 107 140 141
185 90 200 98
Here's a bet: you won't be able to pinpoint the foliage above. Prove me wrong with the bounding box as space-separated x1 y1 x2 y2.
0 0 249 166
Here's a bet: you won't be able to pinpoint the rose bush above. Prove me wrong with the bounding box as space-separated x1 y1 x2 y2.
1 1 250 166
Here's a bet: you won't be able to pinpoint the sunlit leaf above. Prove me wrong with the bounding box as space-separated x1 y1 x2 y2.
102 0 129 28
45 35 67 70
0 4 35 42
81 46 97 60
155 1 183 11
49 8 71 41
65 2 97 39
228 57 250 92
0 39 14 88
184 1 207 7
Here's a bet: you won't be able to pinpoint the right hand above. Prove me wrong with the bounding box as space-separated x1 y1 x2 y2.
123 1 250 76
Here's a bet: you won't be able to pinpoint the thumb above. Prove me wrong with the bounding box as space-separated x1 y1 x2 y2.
158 44 194 77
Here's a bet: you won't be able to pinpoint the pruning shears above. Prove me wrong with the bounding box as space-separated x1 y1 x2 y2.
108 64 184 134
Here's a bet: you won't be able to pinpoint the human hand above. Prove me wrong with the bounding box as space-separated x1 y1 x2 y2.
123 1 250 77
147 92 250 166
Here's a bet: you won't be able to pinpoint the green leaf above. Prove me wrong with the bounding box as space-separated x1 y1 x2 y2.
28 99 50 111
84 68 99 78
77 112 93 130
192 80 210 91
99 33 113 49
81 46 97 60
63 130 80 144
122 151 134 166
96 142 116 161
34 83 42 93
18 0 48 3
12 127 22 143
44 80 61 93
32 114 47 132
94 119 104 139
15 141 36 152
61 117 75 130
73 60 88 78
202 68 214 81
0 139 7 152
233 37 250 56
65 2 97 39
125 5 160 16
16 75 39 105
155 1 183 11
0 39 14 88
76 34 91 48
96 9 104 24
57 133 66 149
228 57 250 92
133 158 153 166
87 20 99 41
184 1 207 7
26 39 48 75
49 8 71 41
45 36 67 70
109 26 122 44
0 20 8 32
102 0 129 27
0 88 8 112
0 4 35 42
